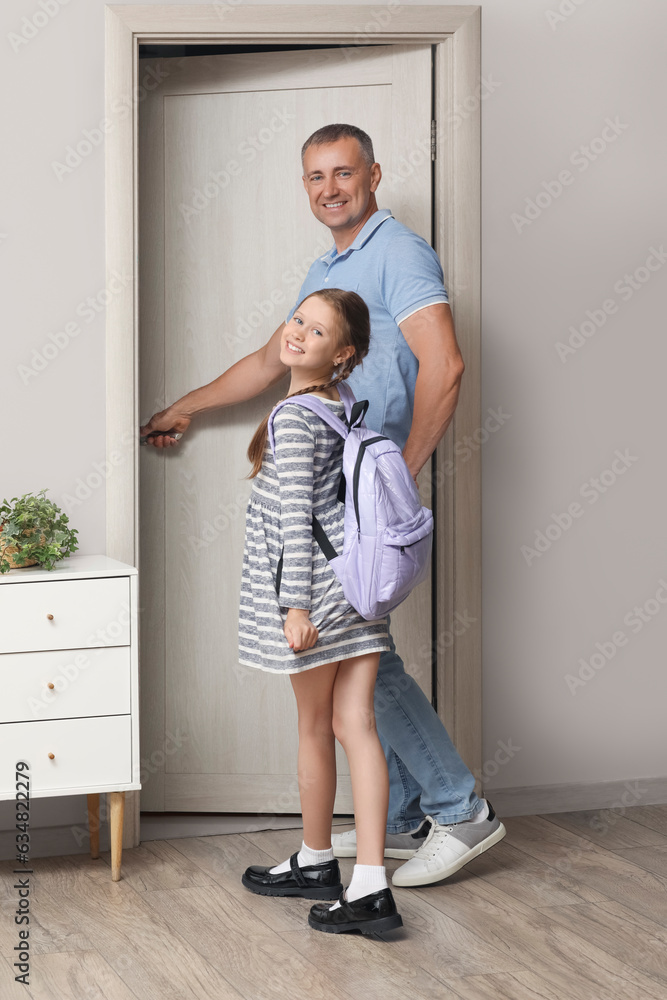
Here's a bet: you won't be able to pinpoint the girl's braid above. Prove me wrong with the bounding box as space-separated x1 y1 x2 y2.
277 355 356 404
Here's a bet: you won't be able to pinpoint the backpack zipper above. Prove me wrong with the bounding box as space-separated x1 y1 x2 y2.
352 436 388 531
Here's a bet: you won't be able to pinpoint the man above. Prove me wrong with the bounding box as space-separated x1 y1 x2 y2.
141 123 505 887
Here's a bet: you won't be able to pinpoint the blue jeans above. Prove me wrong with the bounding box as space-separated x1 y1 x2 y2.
374 616 483 832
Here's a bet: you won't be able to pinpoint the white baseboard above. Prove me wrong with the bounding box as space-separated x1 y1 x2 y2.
140 811 309 842
485 775 667 817
0 823 105 863
0 813 317 862
3 778 666 861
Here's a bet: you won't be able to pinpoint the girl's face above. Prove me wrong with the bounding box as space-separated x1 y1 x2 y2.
280 297 352 374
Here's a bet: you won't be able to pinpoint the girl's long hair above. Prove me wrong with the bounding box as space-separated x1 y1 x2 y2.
246 288 370 478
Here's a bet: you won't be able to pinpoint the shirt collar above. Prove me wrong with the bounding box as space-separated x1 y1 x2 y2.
320 209 394 264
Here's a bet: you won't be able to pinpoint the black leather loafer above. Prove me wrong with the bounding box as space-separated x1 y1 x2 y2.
242 852 343 899
308 887 403 935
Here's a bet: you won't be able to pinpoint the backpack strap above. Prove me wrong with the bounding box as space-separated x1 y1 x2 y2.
337 378 357 418
311 516 338 560
267 394 349 461
267 382 368 462
267 384 369 599
338 381 370 431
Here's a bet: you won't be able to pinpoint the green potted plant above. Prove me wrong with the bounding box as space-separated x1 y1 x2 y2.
0 488 79 574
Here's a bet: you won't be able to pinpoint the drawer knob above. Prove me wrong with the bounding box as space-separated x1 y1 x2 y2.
46 613 54 621
47 682 55 690
48 753 55 759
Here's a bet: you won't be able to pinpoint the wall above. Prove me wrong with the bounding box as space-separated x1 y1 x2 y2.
1 0 665 852
477 0 666 806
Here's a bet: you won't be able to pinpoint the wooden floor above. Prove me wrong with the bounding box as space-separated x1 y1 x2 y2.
2 805 667 999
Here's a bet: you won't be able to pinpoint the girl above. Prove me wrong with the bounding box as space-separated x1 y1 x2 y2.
238 288 403 936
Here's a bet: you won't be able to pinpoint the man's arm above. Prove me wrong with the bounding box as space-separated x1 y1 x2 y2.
140 322 290 447
399 303 465 479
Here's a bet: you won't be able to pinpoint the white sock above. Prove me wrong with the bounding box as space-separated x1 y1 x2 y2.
329 864 387 911
468 799 489 823
269 840 334 875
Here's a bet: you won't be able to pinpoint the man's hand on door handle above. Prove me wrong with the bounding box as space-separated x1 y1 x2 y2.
139 321 289 448
140 407 192 448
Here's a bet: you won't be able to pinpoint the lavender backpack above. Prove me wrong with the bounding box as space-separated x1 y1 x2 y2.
267 380 433 620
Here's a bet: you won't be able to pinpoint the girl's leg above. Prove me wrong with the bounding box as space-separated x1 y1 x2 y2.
290 660 340 850
332 651 388 867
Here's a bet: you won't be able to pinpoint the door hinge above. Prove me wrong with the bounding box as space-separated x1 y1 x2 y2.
431 120 437 161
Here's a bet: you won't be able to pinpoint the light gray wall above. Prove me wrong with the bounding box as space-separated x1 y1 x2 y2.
476 0 666 800
1 0 665 850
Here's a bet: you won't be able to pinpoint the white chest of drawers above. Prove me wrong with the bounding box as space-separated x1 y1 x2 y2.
0 554 140 880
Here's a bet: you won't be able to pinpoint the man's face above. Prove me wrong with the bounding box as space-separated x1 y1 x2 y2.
302 137 381 233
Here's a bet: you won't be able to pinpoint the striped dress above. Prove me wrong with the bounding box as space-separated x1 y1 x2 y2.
238 395 390 673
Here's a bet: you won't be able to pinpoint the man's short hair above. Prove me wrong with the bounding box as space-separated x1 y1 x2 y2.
301 124 375 168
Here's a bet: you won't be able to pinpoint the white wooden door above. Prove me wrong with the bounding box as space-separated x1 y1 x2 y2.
139 45 434 812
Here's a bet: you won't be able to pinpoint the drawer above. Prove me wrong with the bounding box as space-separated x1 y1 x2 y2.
0 576 131 653
0 646 131 724
0 715 132 795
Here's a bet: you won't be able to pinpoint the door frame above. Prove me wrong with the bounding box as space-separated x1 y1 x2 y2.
105 4 482 845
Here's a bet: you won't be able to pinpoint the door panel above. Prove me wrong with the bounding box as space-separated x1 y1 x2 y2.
139 45 433 812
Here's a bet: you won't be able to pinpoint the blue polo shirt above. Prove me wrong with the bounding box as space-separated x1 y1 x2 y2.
285 209 448 450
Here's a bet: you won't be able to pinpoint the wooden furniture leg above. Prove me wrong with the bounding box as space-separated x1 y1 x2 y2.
108 791 125 881
87 793 100 859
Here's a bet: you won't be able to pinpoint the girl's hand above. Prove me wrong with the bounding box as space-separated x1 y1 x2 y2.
284 608 319 652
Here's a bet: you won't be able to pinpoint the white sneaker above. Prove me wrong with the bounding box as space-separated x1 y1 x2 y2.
392 800 506 887
331 818 431 860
